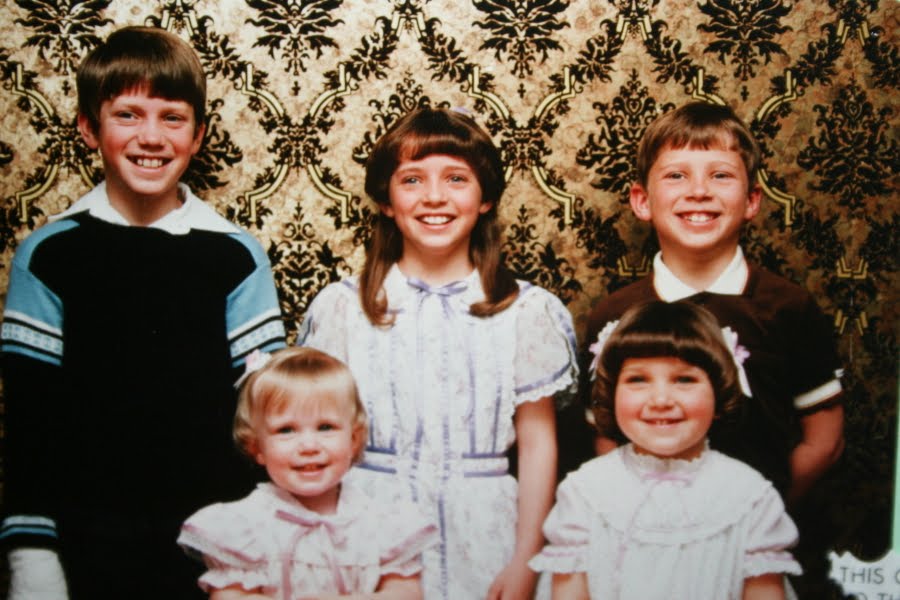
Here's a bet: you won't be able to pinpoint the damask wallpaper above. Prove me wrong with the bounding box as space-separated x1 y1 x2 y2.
0 0 896 596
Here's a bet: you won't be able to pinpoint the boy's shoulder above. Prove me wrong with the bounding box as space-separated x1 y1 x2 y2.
584 275 655 340
744 262 814 298
12 216 84 267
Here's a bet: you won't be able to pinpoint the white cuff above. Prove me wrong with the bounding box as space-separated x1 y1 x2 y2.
8 547 69 600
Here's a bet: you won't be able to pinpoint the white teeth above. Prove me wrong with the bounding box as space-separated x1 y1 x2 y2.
135 157 164 168
420 215 451 225
683 213 714 223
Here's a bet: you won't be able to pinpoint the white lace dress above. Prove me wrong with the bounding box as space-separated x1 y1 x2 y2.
530 443 802 599
177 481 437 599
299 265 578 600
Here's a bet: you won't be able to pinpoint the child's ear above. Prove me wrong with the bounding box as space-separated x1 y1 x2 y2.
744 183 762 221
478 201 493 215
351 424 365 456
248 440 265 466
190 122 206 156
629 182 652 222
77 113 99 150
380 203 395 218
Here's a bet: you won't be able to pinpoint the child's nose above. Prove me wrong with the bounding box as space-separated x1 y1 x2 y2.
137 119 163 145
296 433 321 453
423 181 445 203
689 177 710 199
647 386 673 407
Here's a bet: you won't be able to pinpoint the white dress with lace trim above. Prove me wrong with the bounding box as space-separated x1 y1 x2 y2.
299 266 578 600
177 481 437 599
530 443 801 599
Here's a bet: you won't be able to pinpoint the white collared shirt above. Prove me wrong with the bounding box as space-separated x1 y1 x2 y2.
49 182 238 235
653 247 749 301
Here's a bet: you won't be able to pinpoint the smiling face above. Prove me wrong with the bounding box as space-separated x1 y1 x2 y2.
614 356 715 460
383 153 491 281
630 143 761 269
252 394 363 514
78 87 205 224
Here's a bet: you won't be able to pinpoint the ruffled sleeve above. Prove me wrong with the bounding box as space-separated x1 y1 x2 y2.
177 501 274 594
378 500 440 577
296 279 356 362
513 285 578 407
529 473 591 573
743 487 803 578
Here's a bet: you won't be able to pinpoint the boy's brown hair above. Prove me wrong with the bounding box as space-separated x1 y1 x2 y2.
635 101 761 187
77 26 206 133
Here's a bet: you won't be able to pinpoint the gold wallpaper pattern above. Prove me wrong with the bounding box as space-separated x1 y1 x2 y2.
0 0 897 593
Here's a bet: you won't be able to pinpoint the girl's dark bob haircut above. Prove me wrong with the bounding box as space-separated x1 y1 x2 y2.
591 300 743 441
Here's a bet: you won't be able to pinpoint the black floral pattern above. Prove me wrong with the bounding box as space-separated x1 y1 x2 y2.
698 0 792 80
0 3 897 599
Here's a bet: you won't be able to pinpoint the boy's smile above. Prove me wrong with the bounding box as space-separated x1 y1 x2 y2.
78 88 205 225
630 145 761 269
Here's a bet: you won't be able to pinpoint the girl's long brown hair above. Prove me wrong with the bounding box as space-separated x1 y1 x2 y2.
360 107 518 326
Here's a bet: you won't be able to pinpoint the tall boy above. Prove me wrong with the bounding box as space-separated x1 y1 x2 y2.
582 102 845 592
0 27 285 599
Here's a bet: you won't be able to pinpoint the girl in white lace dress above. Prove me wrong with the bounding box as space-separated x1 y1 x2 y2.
178 347 437 599
298 107 578 600
530 301 801 600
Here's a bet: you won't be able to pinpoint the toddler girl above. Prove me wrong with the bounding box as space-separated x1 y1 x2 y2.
178 347 437 599
530 300 801 599
299 106 578 599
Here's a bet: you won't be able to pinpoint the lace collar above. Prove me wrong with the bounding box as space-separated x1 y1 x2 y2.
621 441 710 481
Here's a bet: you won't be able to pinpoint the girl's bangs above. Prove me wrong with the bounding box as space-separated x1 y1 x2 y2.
609 331 718 373
397 130 477 164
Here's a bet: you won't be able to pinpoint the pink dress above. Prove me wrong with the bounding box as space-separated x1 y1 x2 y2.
530 444 802 599
178 480 438 599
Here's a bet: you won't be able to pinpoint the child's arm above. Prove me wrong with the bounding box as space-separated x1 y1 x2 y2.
210 586 273 599
742 573 785 600
487 397 557 600
551 572 590 600
789 403 844 504
594 434 619 455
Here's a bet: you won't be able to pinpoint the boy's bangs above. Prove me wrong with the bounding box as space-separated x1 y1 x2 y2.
666 129 739 154
99 62 198 107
